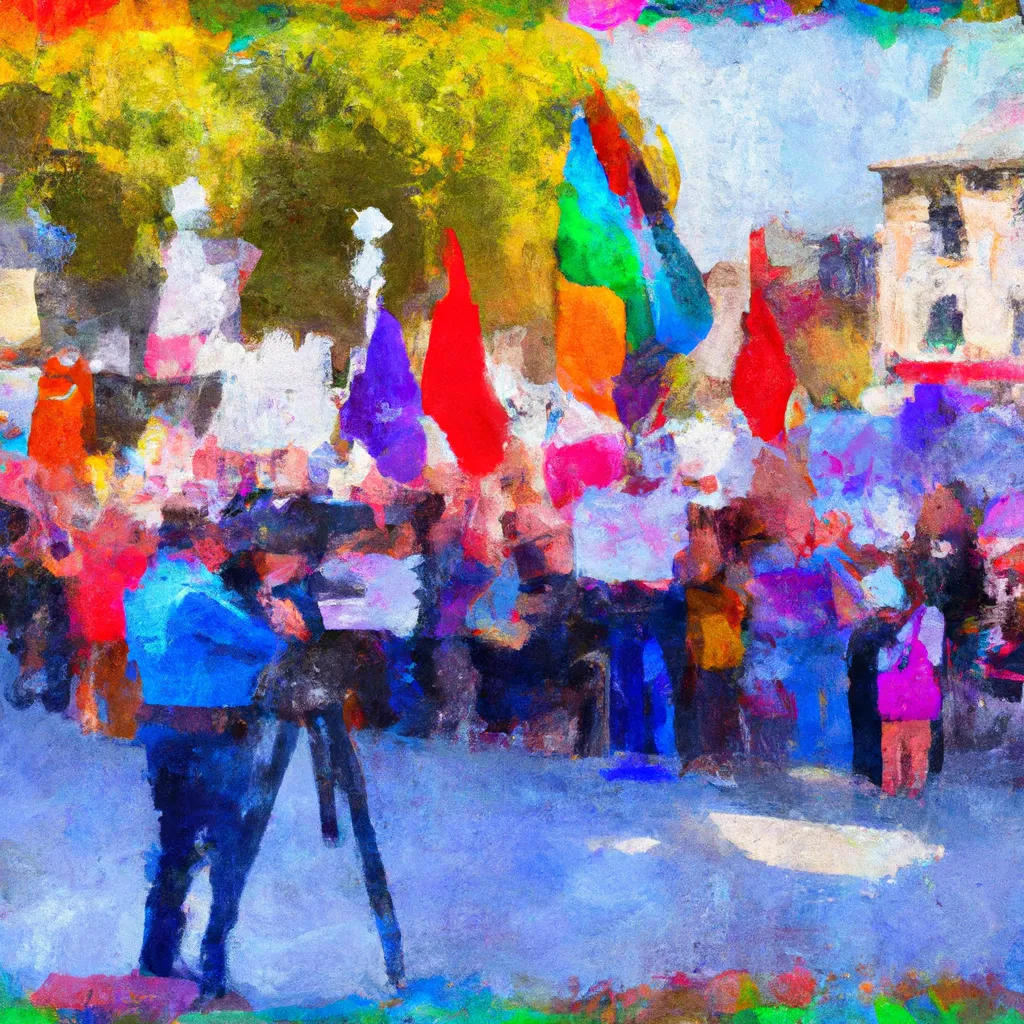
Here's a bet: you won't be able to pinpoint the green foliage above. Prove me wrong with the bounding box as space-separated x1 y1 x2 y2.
732 1007 812 1024
188 0 294 41
876 997 922 1024
434 0 566 27
34 151 141 280
0 1009 58 1024
236 139 425 344
178 1013 271 1024
989 1013 1024 1024
0 84 52 177
221 9 600 335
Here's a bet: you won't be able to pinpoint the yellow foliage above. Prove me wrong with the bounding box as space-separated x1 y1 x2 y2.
606 85 680 209
257 13 602 326
4 7 607 329
959 0 1017 20
0 61 20 88
30 25 260 230
789 306 873 408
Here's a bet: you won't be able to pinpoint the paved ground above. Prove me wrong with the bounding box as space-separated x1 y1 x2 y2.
3 703 1024 1009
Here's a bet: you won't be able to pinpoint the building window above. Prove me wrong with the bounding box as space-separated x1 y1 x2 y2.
929 194 966 260
1013 299 1024 358
925 294 964 352
1015 190 1024 224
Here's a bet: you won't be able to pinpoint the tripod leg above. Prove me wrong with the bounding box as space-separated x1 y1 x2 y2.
324 711 405 988
305 715 340 845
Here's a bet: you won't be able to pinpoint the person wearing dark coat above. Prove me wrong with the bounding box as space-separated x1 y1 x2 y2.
0 499 73 714
846 608 906 787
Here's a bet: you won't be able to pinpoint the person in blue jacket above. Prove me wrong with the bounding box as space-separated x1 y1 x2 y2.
126 506 288 1002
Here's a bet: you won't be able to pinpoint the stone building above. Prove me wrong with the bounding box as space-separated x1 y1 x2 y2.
871 135 1024 366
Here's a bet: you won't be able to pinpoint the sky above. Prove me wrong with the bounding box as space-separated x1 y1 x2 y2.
601 18 1024 268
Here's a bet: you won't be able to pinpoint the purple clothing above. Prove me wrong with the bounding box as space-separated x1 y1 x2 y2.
340 308 426 483
877 606 943 722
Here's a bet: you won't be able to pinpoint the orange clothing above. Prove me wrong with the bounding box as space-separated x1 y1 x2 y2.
686 581 746 671
881 720 931 798
75 639 141 740
28 354 96 474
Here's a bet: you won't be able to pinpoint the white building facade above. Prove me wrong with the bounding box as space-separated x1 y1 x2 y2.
872 153 1024 364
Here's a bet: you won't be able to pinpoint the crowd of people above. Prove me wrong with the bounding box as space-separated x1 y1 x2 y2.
4 325 1021 1002
0 369 1003 794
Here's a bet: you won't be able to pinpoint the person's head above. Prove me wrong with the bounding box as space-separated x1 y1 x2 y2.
860 564 909 621
412 492 446 550
498 438 541 507
43 347 82 375
252 551 310 588
159 501 205 546
815 510 853 550
271 445 310 496
684 503 724 584
917 484 973 544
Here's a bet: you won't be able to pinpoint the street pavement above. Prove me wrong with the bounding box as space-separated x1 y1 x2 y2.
3 703 1024 1009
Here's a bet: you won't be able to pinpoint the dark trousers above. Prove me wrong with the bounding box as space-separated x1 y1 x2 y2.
140 703 404 996
608 622 661 754
848 678 882 787
139 717 295 998
648 594 696 764
649 620 696 764
696 667 743 759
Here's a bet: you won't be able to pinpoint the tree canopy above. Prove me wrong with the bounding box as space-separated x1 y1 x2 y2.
0 1 605 344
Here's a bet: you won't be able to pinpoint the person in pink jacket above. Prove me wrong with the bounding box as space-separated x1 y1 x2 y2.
876 583 945 798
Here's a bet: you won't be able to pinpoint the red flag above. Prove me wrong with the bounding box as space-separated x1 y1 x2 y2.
583 88 632 198
421 230 509 477
732 230 796 443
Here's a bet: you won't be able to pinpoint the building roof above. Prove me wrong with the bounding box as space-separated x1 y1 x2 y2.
870 120 1024 174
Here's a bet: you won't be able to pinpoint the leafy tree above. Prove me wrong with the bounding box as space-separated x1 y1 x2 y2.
0 4 604 345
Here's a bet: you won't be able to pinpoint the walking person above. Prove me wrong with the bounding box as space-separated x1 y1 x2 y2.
845 565 944 796
902 485 985 765
681 504 748 785
845 567 904 787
